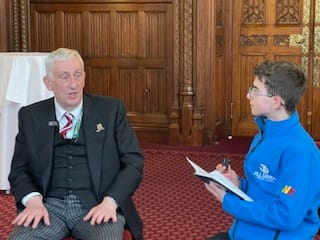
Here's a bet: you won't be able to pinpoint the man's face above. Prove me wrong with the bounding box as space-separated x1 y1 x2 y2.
44 56 85 111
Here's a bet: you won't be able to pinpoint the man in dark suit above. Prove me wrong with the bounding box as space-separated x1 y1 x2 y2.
8 48 144 240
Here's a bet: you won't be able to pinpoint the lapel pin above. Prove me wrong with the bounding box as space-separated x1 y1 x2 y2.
48 121 58 127
96 123 105 132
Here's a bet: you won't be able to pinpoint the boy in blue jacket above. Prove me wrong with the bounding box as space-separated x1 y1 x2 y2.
205 60 320 240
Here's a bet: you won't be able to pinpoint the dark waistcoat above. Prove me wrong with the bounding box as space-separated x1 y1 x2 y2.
47 123 97 210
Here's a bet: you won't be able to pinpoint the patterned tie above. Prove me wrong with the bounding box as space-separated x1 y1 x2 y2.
59 112 74 138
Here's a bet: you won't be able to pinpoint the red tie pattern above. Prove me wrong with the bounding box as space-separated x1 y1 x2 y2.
59 112 74 138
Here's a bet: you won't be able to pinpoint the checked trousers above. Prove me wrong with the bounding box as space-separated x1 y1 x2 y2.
9 195 125 240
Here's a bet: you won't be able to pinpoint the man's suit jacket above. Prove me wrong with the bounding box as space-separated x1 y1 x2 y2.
8 94 144 240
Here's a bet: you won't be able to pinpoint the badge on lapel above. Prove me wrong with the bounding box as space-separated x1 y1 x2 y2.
96 123 105 133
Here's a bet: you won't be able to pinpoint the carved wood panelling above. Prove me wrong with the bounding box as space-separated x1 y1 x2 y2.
178 0 194 144
0 0 8 51
117 68 144 112
236 55 265 135
276 0 300 25
273 34 290 46
216 0 223 27
310 0 320 138
118 12 138 57
10 0 30 51
214 55 224 118
29 2 173 143
84 67 112 96
274 55 301 64
232 0 320 139
8 0 230 145
9 0 320 143
182 0 193 90
146 12 166 57
168 0 181 144
242 0 265 25
34 12 55 51
313 0 320 88
88 12 112 56
63 13 82 51
215 0 224 54
312 0 320 136
240 35 268 46
146 69 167 112
216 35 224 53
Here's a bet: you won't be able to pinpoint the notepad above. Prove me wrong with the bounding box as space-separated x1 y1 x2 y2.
187 156 253 202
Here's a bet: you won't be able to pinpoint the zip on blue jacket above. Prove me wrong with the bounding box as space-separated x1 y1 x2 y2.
223 111 320 239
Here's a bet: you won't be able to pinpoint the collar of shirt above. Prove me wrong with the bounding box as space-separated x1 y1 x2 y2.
54 98 83 125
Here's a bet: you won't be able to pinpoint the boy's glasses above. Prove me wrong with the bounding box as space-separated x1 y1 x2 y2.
248 86 273 97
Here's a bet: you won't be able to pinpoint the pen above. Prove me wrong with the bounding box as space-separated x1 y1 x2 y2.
222 158 231 170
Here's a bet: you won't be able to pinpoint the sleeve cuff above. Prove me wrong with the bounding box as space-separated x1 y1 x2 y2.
21 192 43 206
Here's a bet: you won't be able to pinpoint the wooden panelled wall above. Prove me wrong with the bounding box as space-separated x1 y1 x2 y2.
0 0 232 146
0 0 8 51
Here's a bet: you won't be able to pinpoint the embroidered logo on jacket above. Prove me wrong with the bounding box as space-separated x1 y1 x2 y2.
281 185 296 196
253 164 277 182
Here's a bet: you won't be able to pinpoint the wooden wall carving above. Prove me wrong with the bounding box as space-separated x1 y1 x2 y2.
276 0 300 24
242 0 265 25
169 0 199 145
0 0 8 51
169 0 229 145
273 35 290 46
240 35 268 46
5 0 30 51
231 0 320 141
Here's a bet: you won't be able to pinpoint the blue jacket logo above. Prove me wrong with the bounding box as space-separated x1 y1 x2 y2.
253 164 277 182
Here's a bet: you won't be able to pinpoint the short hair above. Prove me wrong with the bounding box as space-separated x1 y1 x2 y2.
254 60 307 113
45 48 84 79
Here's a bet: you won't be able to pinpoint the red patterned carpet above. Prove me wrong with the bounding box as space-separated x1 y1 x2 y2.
133 149 238 240
0 193 15 239
1 147 319 240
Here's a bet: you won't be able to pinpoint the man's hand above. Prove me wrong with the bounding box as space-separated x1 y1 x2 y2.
12 195 50 228
83 196 118 225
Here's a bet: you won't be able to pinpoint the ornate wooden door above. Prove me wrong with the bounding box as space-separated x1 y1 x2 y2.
231 0 320 140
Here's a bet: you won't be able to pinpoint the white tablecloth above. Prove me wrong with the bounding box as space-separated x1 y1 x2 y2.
0 53 53 190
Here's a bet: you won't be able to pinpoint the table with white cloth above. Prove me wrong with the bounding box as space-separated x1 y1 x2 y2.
0 52 53 191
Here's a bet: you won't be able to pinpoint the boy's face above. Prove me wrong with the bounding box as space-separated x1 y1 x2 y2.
247 77 277 119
